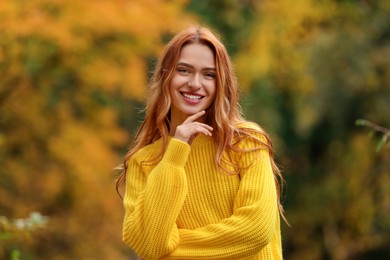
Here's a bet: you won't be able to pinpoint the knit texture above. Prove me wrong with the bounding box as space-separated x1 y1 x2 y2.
123 129 282 259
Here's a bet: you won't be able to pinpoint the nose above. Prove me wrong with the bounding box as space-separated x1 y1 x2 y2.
188 74 202 90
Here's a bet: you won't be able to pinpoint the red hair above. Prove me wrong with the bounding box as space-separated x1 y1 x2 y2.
116 25 287 223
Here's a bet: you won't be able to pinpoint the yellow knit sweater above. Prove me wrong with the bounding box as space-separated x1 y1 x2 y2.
123 131 282 259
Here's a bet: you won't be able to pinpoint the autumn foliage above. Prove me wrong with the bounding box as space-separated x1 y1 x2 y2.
0 0 190 258
1 0 389 259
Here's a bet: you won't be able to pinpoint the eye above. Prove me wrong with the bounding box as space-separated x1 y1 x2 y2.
177 67 191 75
204 72 216 79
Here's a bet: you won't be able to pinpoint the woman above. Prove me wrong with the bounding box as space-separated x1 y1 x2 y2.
117 25 286 259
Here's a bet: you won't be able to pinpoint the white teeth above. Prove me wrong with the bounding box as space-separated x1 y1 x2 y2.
182 93 202 100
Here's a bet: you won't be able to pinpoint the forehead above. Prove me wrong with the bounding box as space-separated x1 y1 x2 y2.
178 43 215 68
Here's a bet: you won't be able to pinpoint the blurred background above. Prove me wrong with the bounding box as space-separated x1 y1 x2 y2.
1 0 389 259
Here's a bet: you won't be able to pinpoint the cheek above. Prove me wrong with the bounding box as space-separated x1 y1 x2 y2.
208 82 217 100
170 74 186 87
169 76 180 95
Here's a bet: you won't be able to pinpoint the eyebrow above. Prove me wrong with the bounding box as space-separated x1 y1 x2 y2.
177 62 216 71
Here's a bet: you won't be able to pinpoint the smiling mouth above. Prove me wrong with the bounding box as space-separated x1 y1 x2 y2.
181 92 204 100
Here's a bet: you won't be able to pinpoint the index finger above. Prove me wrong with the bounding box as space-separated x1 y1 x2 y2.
183 110 206 123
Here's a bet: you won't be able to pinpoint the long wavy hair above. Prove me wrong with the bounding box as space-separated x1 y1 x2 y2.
116 25 287 223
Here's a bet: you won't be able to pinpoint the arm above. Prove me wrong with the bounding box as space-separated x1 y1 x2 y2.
123 111 213 259
122 138 191 259
163 138 279 259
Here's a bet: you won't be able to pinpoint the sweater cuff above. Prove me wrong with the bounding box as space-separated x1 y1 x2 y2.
161 138 191 168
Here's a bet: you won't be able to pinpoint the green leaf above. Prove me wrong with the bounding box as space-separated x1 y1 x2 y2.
11 249 21 260
368 130 375 138
355 119 368 126
375 135 388 153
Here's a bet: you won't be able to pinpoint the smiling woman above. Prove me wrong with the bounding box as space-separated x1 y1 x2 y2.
169 43 217 136
117 25 286 259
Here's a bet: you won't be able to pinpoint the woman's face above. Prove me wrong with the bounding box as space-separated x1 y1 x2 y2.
169 43 216 123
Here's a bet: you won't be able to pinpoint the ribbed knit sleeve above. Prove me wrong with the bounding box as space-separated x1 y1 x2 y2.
122 138 191 259
162 137 279 259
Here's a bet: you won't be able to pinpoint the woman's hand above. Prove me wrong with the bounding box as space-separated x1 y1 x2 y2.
174 110 213 144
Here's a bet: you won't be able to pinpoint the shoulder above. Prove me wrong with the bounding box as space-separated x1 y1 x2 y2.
234 121 269 144
235 120 261 131
131 138 164 164
231 121 273 172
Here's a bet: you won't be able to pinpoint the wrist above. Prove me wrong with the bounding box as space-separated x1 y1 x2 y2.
162 138 191 167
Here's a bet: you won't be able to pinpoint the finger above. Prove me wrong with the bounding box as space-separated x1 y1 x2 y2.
185 122 213 135
174 123 212 140
195 122 213 132
183 110 206 123
193 124 213 136
203 129 213 136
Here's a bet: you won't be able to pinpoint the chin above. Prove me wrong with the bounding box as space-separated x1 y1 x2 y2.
184 109 202 116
